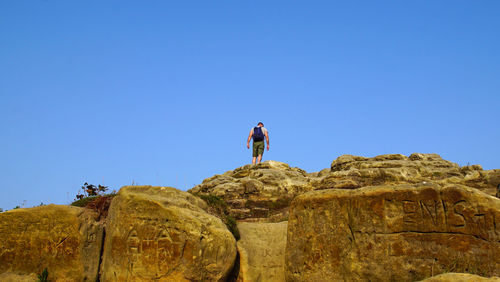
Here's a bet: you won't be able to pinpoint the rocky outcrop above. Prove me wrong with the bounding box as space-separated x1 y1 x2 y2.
285 184 500 281
100 186 237 281
420 273 500 281
1 153 498 281
0 205 103 281
236 221 287 282
189 155 500 223
190 161 314 220
319 153 500 196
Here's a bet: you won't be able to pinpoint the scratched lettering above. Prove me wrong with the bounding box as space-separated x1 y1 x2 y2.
382 198 499 241
126 225 186 278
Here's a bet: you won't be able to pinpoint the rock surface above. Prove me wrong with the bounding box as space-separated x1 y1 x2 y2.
320 153 500 195
236 221 287 282
0 205 103 281
286 184 500 281
420 273 500 281
190 161 313 220
189 155 500 223
100 186 237 281
0 273 37 282
1 153 498 282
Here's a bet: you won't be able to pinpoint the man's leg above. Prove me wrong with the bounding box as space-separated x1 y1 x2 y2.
256 141 264 163
253 141 263 164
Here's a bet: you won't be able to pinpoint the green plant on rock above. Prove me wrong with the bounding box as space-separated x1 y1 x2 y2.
37 268 49 282
225 215 240 240
71 195 100 207
71 183 116 220
199 194 228 213
75 182 108 199
197 194 240 240
72 182 115 206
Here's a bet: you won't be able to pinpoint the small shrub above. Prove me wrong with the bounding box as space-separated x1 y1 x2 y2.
72 183 115 220
197 194 240 240
225 215 240 240
199 194 228 212
71 195 99 207
37 268 49 282
75 183 108 200
71 194 115 220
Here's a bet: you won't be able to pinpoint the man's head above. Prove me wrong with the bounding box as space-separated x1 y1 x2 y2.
257 122 264 127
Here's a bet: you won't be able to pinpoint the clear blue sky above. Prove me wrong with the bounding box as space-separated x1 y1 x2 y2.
1 1 499 210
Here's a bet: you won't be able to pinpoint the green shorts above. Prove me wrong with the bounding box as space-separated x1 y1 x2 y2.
253 141 265 157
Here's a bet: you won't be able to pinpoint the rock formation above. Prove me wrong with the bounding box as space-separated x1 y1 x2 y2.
1 153 499 281
285 184 500 281
318 153 499 196
190 161 314 220
236 221 288 282
190 154 500 223
188 154 500 281
0 205 103 281
100 186 237 281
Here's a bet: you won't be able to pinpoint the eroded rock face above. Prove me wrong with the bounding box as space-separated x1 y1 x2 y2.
237 221 287 282
320 153 499 192
0 205 103 281
286 184 500 281
190 155 500 222
189 161 313 220
0 273 37 282
100 186 237 282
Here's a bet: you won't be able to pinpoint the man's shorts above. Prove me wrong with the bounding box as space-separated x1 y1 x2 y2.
253 141 265 157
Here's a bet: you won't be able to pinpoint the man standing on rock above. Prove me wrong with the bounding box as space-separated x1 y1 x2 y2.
247 122 269 164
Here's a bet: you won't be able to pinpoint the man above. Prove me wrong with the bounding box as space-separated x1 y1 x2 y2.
247 122 270 164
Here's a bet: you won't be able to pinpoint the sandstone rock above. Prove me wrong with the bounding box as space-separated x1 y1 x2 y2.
286 184 500 281
189 161 313 220
319 153 498 196
486 170 500 187
100 186 237 281
324 153 462 188
190 155 499 223
0 273 37 282
420 273 500 282
0 205 103 281
237 221 287 282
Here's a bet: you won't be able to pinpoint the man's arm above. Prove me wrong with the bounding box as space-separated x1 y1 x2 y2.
246 129 253 149
265 131 270 151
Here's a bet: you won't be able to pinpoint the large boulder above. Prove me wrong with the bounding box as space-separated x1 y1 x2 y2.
189 161 313 220
100 186 237 281
236 221 288 282
286 184 500 281
0 205 103 281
